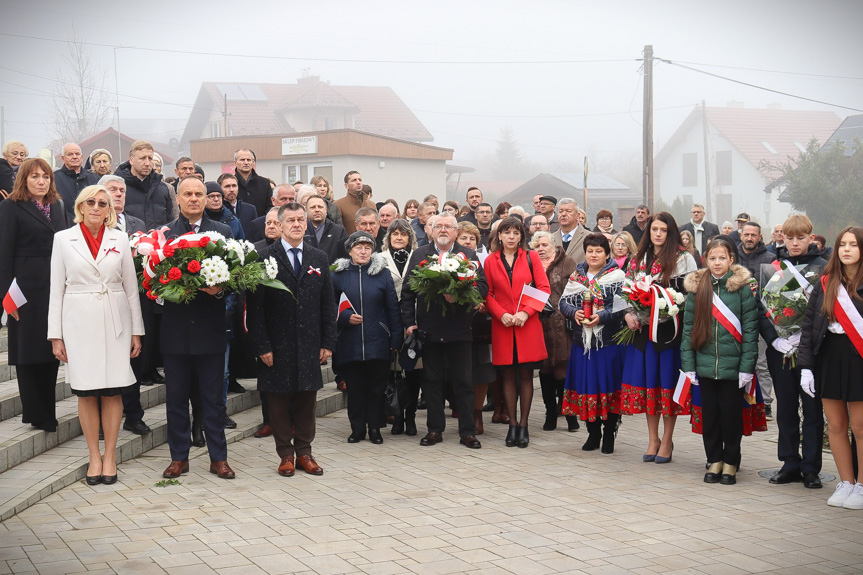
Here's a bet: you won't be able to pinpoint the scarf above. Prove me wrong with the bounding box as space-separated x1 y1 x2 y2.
561 265 626 352
596 222 614 235
391 248 410 274
80 223 105 259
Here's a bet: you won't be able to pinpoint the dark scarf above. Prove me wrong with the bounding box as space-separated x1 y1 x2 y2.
391 248 410 274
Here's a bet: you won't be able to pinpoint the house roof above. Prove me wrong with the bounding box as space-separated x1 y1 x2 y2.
497 172 636 207
656 106 842 178
822 114 863 156
181 80 433 145
72 127 175 166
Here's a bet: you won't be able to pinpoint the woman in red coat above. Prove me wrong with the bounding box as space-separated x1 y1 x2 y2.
484 217 550 448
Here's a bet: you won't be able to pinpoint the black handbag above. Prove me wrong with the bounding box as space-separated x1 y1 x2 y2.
385 351 409 417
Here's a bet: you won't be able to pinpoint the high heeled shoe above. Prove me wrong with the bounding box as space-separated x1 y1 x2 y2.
655 442 674 464
505 425 517 447
85 475 102 486
643 440 660 462
101 474 118 485
516 426 530 448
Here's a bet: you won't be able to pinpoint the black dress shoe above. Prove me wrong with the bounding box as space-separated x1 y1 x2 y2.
704 462 723 484
482 401 494 412
419 432 442 446
101 474 118 485
516 426 530 448
803 471 823 489
769 469 803 484
460 435 482 449
347 431 365 443
391 419 404 435
151 371 165 384
227 378 246 394
86 475 102 486
224 416 237 429
123 419 151 435
368 428 383 444
191 423 206 447
505 425 517 447
404 418 417 436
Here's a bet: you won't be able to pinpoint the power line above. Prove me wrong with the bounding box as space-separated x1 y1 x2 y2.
657 58 863 112
668 59 863 81
415 104 692 119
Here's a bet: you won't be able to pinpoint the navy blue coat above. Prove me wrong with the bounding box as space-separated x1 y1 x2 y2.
159 214 233 355
332 253 402 366
206 207 245 240
54 166 99 216
229 199 258 236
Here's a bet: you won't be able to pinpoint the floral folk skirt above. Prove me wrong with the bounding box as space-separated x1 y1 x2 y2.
620 341 690 417
689 373 768 435
562 343 624 422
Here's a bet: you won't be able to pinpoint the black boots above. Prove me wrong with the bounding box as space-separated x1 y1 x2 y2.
601 413 619 454
505 425 517 447
582 420 601 451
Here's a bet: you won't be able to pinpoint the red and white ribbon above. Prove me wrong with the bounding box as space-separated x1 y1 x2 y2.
648 284 678 343
834 282 863 358
711 292 743 343
307 266 321 276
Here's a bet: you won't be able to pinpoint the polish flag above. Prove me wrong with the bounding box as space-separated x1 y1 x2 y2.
517 283 550 313
673 371 692 406
2 279 26 315
338 293 355 316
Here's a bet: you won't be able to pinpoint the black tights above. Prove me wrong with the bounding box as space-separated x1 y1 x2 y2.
502 366 533 426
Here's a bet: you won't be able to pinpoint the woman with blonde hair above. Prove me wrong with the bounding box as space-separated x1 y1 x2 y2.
48 185 144 484
89 149 113 177
309 174 342 225
0 140 28 197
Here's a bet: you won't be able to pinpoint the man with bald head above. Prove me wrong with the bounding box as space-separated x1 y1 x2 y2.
377 203 398 247
54 143 99 216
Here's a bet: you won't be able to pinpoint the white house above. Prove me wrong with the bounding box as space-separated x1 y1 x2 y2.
655 104 841 227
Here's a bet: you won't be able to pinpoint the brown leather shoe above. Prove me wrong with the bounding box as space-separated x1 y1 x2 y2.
277 456 295 477
460 435 482 449
162 460 189 478
420 432 442 446
296 455 323 475
209 460 235 479
254 424 273 438
473 410 484 435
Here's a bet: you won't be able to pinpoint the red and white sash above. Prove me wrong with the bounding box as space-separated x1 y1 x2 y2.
833 282 863 358
648 284 679 343
711 293 742 343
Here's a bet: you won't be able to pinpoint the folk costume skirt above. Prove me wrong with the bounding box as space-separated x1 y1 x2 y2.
690 374 768 435
562 343 624 422
620 340 690 417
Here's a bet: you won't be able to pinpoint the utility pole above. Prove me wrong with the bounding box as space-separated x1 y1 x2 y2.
701 100 711 216
113 48 121 157
223 94 228 137
642 45 654 211
0 106 5 147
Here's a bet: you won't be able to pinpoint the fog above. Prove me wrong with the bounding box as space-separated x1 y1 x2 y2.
2 0 861 182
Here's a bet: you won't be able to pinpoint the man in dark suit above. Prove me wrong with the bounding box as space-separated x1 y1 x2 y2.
160 177 236 480
54 143 99 216
245 183 294 243
679 203 721 254
101 174 151 436
219 173 258 236
304 195 348 264
248 202 337 477
401 213 489 449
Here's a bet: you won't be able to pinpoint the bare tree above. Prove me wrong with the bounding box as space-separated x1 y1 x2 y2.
47 32 113 145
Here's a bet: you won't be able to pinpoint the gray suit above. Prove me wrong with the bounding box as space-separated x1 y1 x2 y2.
551 225 589 265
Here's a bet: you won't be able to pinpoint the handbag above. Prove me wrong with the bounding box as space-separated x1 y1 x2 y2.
526 250 555 319
385 351 409 417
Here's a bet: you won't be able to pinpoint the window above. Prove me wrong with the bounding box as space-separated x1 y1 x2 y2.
716 151 732 186
682 153 698 187
323 116 335 131
716 193 733 223
209 121 221 138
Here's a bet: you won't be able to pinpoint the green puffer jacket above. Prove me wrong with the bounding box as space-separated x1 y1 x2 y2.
680 265 759 380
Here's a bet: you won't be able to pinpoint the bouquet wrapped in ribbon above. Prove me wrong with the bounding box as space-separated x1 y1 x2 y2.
130 228 288 304
408 251 483 315
612 274 684 346
760 260 821 367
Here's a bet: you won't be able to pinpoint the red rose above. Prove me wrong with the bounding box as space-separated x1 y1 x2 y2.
162 245 175 257
142 277 151 290
782 307 796 317
159 274 170 285
177 239 189 249
199 237 210 247
168 267 182 281
146 290 158 300
420 260 428 266
187 260 201 273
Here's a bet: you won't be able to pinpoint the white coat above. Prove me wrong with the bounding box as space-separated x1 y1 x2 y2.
47 225 144 391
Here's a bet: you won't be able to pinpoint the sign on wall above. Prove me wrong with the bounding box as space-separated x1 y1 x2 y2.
282 136 318 156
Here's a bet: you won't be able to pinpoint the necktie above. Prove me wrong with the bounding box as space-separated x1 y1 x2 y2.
290 247 302 276
562 233 572 242
193 224 199 233
117 215 125 232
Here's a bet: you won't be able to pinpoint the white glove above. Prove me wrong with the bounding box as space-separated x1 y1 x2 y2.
800 369 816 398
685 371 699 386
738 372 754 389
772 338 793 354
788 332 801 347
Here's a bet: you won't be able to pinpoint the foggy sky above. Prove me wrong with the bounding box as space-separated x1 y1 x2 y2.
1 0 861 167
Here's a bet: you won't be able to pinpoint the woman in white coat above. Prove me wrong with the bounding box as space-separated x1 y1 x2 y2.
48 185 144 485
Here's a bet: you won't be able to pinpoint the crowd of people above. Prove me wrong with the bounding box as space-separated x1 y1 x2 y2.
1 140 861 511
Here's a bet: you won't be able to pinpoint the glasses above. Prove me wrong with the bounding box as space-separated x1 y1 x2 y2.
598 217 611 221
691 210 703 214
9 151 27 158
84 199 109 208
432 224 456 231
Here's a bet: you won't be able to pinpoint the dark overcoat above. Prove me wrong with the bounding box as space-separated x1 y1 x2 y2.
0 198 69 364
248 241 337 393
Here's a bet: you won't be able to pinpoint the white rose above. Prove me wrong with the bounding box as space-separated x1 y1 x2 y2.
656 298 667 309
429 263 442 272
668 305 680 316
672 291 685 304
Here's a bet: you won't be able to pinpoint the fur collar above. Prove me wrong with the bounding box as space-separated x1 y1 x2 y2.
683 264 751 293
332 252 387 276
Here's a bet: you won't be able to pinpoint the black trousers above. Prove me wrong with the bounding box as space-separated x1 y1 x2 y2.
341 360 389 433
421 341 475 437
163 353 227 462
700 377 744 467
268 390 317 459
17 361 60 428
766 347 823 474
135 296 161 377
121 382 144 422
399 369 422 421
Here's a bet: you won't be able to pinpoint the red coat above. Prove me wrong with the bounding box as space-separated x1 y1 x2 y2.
484 249 550 365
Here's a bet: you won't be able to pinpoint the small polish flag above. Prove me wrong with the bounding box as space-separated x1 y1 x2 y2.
517 283 550 313
673 371 692 406
337 292 355 316
2 279 27 315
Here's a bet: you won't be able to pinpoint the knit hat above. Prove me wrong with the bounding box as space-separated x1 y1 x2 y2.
205 181 223 197
344 231 376 252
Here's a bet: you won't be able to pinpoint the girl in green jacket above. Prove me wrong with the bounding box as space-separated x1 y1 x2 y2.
681 240 759 485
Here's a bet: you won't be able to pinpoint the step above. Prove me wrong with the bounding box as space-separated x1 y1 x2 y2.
0 385 347 521
0 353 14 385
0 375 69 423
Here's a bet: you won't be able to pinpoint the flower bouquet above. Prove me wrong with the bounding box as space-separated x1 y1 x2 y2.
612 274 684 346
130 228 288 304
760 261 820 367
408 252 483 315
